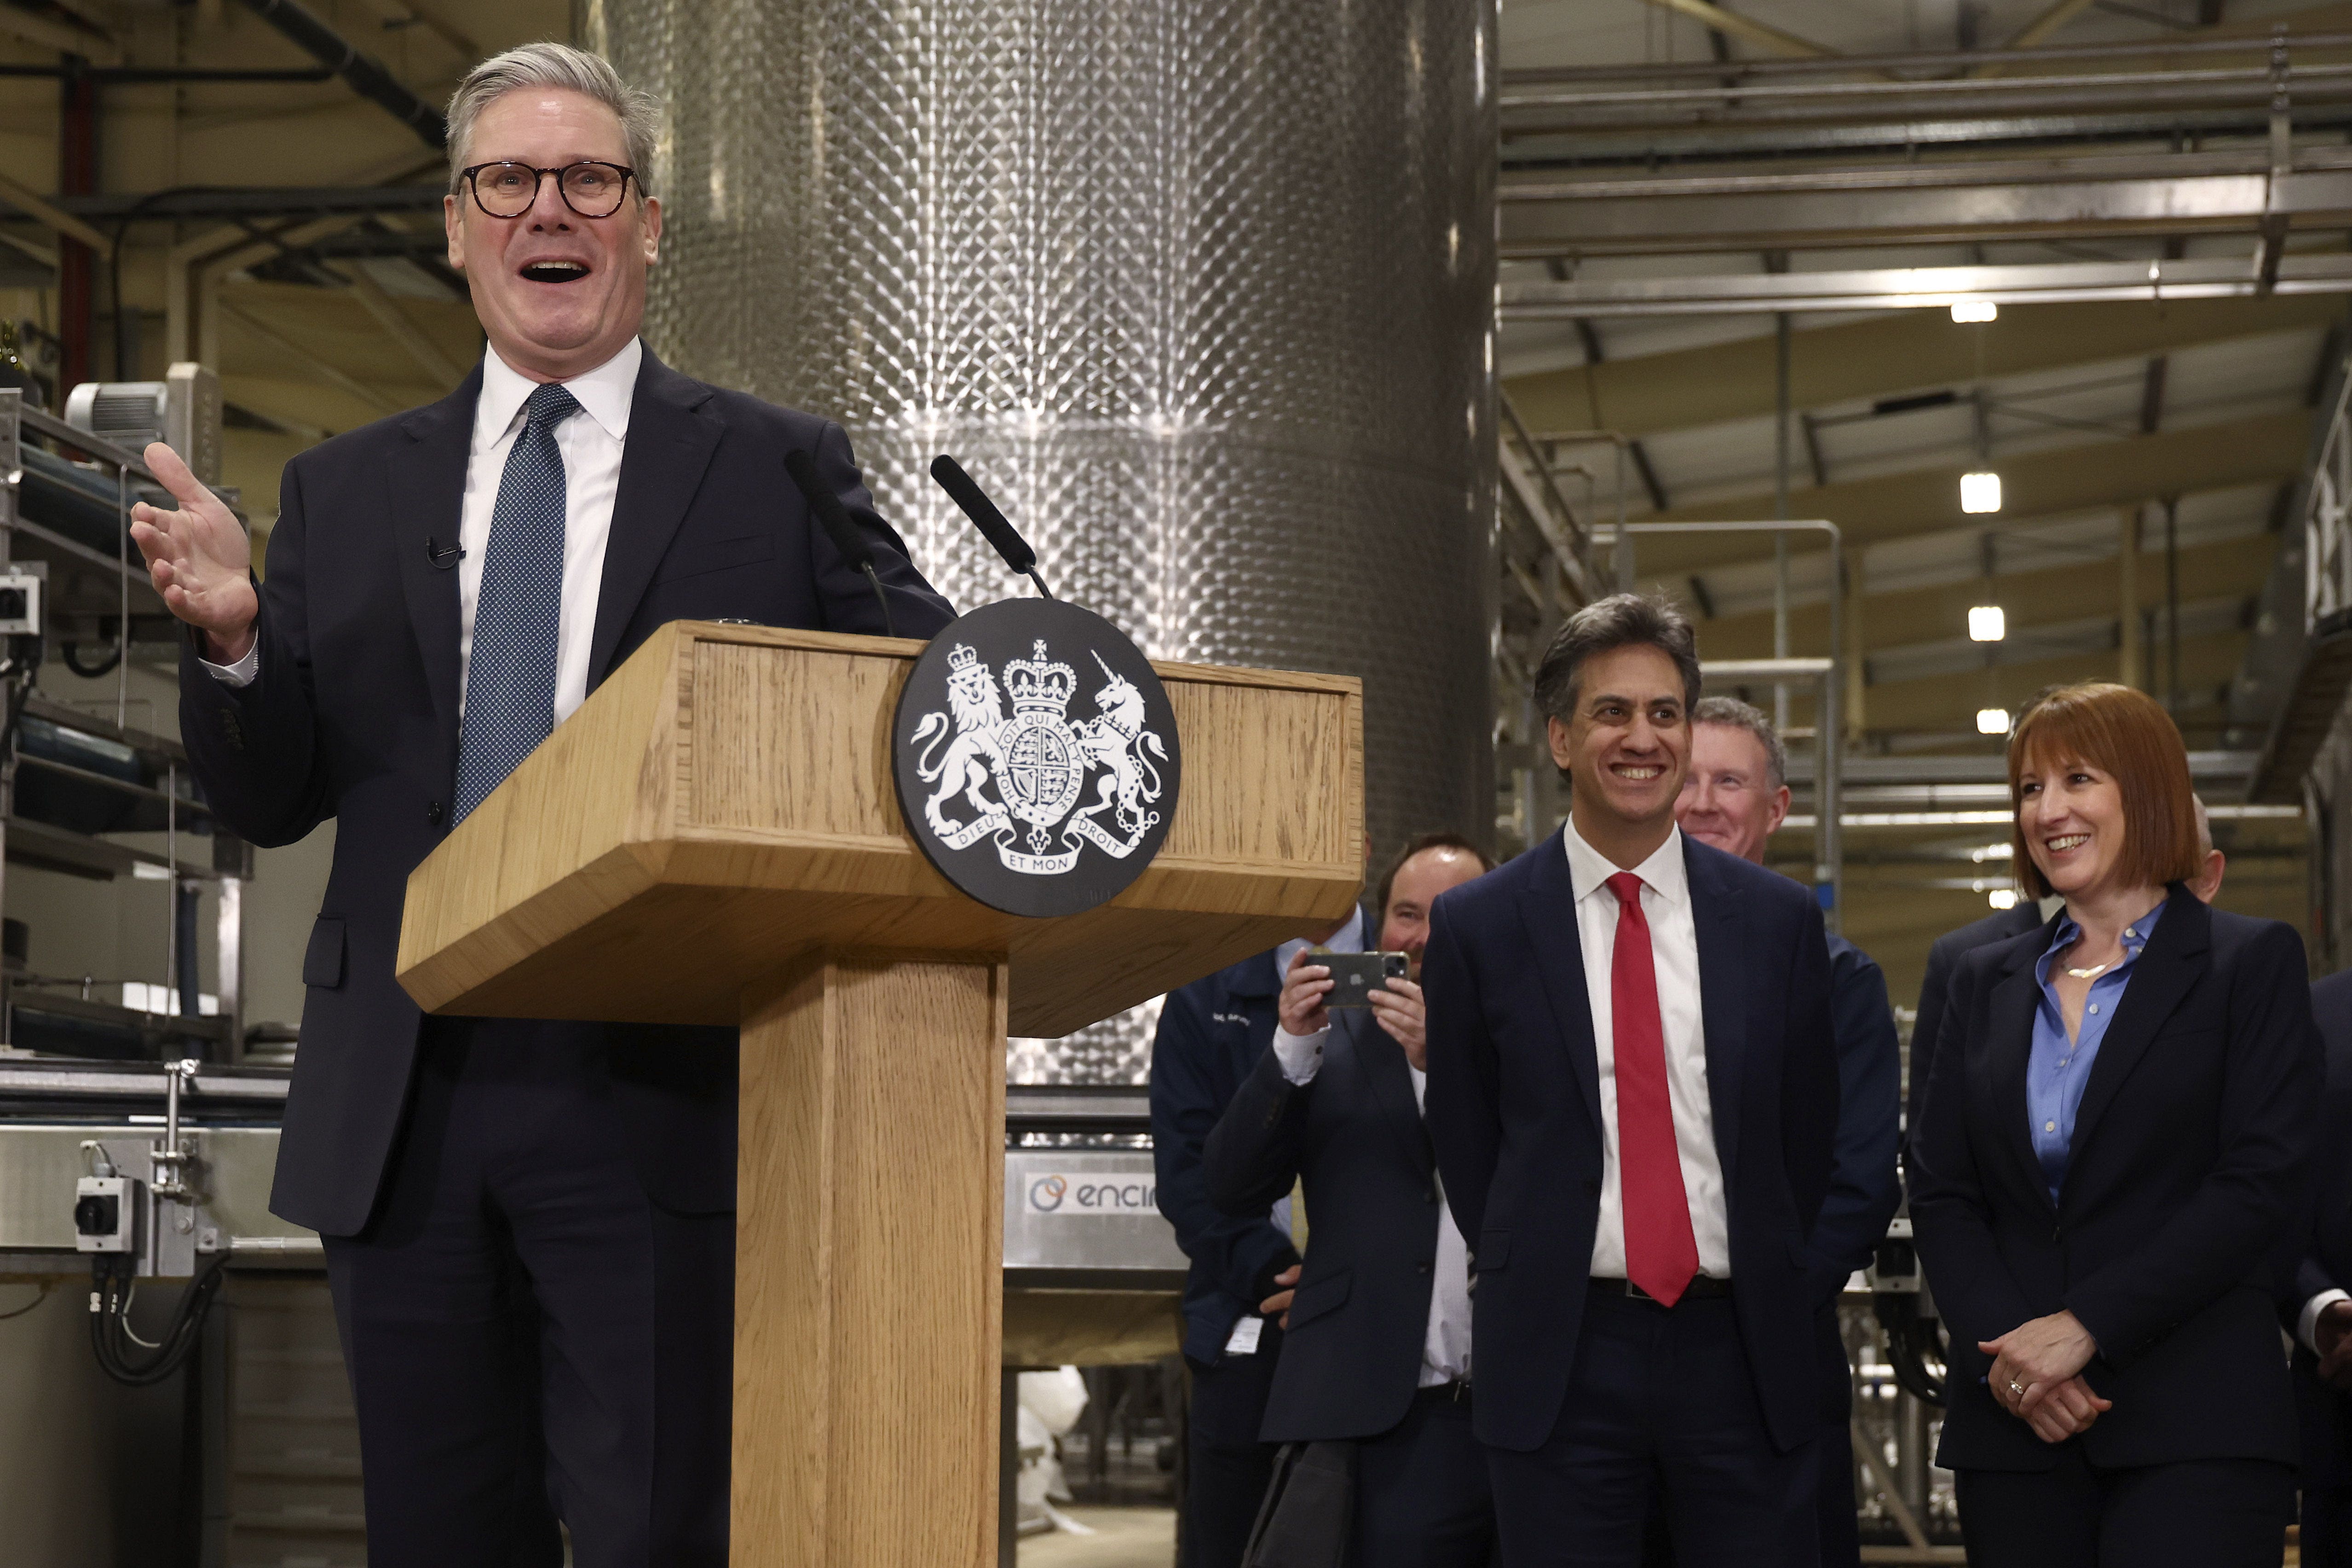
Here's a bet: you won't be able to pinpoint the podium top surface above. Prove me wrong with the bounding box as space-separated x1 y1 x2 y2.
396 621 1365 1037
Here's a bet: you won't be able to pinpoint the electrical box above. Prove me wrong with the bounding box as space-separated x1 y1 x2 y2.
63 362 223 484
73 1174 138 1254
0 559 43 635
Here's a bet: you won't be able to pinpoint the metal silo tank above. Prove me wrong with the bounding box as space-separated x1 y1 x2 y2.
586 0 1498 1082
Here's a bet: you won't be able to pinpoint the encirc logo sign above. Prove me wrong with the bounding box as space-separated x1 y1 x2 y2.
1030 1175 1068 1212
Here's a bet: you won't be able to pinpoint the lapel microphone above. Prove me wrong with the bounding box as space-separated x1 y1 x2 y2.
427 538 465 570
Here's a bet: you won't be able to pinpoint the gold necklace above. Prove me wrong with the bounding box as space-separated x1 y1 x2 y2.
2064 961 2113 980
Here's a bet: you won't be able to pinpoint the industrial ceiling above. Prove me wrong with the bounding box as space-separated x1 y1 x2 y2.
0 0 2332 1003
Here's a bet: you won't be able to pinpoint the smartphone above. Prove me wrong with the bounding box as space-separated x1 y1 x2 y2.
1321 951 1410 1009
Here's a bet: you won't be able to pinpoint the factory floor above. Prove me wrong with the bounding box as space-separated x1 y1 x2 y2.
1020 1507 1176 1567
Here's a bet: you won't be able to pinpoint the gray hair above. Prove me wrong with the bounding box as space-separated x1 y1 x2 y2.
446 42 662 198
1691 695 1787 791
1532 593 1704 732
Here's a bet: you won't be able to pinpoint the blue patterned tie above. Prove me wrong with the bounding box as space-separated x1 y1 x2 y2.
451 381 578 824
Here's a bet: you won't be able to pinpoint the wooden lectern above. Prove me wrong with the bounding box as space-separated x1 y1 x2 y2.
394 621 1362 1567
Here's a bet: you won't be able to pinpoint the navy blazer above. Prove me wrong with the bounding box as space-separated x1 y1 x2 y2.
2285 970 2352 1489
1909 888 2320 1472
1151 946 1305 1365
179 349 954 1236
1909 902 2046 1165
1421 828 1840 1454
1203 1007 1445 1442
1810 934 1904 1302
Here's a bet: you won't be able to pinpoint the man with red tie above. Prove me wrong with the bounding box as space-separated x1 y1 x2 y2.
1422 594 1840 1565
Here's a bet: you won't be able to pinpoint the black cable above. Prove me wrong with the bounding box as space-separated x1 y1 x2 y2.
0 635 45 764
88 1254 227 1387
860 563 896 639
61 634 121 678
1872 1293 1948 1407
0 1280 50 1320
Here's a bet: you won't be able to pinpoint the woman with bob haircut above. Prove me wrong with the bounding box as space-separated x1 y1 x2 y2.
1910 681 2321 1565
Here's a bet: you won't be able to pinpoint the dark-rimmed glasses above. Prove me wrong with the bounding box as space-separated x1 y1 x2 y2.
459 161 637 219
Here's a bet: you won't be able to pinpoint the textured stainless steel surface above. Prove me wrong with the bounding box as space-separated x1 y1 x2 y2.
589 0 1497 1084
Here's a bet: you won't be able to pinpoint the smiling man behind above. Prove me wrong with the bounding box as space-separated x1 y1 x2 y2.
1421 594 1840 1566
126 43 951 1568
1677 696 1902 1568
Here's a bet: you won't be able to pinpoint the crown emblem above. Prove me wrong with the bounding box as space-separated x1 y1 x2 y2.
945 642 982 675
1004 639 1076 717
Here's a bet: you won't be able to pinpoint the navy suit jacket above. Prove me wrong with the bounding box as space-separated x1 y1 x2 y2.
1422 828 1840 1453
179 348 954 1236
1909 902 2046 1162
1811 934 1904 1301
2285 970 2352 1488
1203 1007 1445 1442
1151 946 1305 1366
1909 888 2319 1471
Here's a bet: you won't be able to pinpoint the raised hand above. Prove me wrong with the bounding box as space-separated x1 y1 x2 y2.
127 441 257 663
1277 947 1335 1038
1367 976 1427 1069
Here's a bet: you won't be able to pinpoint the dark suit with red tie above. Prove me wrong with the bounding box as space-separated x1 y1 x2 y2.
175 348 952 1567
1422 825 1839 1566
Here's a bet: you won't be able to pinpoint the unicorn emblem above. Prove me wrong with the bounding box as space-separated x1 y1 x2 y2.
1073 651 1170 841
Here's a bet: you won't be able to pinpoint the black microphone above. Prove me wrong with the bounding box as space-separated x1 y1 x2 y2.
928 455 1053 600
427 537 464 570
783 448 895 639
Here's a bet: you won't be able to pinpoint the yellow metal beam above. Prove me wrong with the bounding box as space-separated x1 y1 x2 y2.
0 170 113 257
1637 0 1841 59
1624 412 2308 571
216 300 402 418
2006 0 2101 49
1688 532 2274 658
334 263 466 392
1505 296 2343 441
0 7 121 65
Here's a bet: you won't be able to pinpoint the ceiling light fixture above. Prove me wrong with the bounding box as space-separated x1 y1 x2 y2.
1968 605 2006 642
1977 707 2012 736
1950 300 1999 323
1960 471 2003 513
1987 888 2020 910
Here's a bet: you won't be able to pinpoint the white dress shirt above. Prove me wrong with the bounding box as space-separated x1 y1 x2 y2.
204 339 641 728
1410 1061 1474 1384
1562 817 1732 1280
2303 1289 2349 1355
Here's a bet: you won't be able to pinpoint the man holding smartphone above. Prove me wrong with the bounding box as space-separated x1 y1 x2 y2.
1153 880 1365 1568
1202 833 1496 1566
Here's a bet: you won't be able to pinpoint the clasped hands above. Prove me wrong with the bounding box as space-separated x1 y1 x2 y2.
1981 1310 2110 1444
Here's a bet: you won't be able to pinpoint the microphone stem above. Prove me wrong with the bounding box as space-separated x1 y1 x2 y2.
862 562 896 639
1024 567 1055 602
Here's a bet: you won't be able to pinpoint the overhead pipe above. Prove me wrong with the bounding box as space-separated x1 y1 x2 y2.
233 0 446 150
1503 29 2352 86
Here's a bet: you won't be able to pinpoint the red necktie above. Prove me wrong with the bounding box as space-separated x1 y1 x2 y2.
1605 871 1700 1307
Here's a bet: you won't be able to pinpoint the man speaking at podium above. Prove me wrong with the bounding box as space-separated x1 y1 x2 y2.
125 43 951 1568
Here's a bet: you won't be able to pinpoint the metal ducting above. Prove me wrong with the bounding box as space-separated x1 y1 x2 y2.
588 0 1498 1082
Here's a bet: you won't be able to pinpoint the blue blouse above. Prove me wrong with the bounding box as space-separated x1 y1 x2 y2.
2028 898 2167 1206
